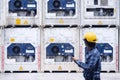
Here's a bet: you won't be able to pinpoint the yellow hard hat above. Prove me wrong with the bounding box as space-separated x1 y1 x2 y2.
83 32 97 43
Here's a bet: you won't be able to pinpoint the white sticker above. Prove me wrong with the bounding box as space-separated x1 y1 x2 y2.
104 50 112 53
65 49 73 53
7 59 16 63
46 59 54 62
66 3 75 7
26 50 35 53
27 4 36 7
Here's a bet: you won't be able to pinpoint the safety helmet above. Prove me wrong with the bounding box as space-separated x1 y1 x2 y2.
83 32 97 43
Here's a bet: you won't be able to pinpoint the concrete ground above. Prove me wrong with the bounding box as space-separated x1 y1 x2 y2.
0 73 120 80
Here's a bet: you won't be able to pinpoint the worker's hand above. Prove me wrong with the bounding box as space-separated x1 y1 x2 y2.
72 57 79 61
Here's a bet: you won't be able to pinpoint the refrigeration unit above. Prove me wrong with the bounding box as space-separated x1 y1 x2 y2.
43 0 80 26
80 26 118 72
41 27 80 72
81 0 119 25
9 0 37 16
7 0 41 25
2 27 40 72
48 0 76 17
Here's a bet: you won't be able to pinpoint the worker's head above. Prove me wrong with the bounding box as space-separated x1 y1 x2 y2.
83 32 97 48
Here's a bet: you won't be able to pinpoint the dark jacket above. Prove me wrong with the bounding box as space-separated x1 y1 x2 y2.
75 48 101 80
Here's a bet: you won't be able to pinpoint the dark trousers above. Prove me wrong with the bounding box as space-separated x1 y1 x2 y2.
85 78 100 80
94 78 100 80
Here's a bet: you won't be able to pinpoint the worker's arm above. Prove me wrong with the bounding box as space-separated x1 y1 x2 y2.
73 54 99 70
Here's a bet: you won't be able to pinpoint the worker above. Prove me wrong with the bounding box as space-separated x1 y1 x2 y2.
72 32 101 80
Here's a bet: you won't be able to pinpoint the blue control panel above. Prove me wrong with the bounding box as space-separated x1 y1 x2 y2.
96 43 113 56
7 43 35 62
85 43 113 62
48 0 76 16
9 0 37 16
46 43 74 57
46 43 74 62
